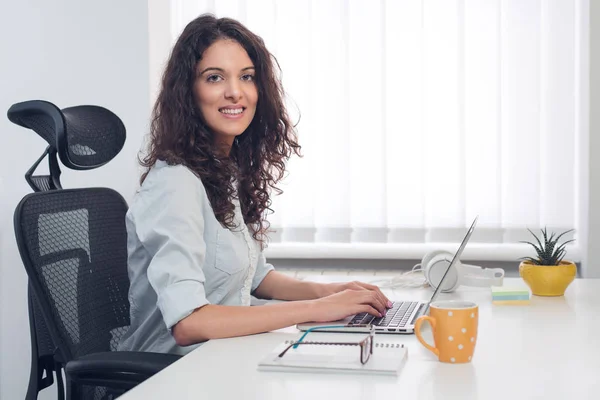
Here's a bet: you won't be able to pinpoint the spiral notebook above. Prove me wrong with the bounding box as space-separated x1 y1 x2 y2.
257 339 408 376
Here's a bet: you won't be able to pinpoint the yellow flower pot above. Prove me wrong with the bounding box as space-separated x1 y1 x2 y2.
519 260 577 296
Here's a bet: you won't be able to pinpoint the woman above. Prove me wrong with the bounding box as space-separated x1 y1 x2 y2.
118 14 391 356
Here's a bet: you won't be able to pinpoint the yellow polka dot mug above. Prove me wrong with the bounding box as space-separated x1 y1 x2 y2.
415 300 478 363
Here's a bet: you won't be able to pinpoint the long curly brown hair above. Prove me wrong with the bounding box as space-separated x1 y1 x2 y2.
140 14 301 248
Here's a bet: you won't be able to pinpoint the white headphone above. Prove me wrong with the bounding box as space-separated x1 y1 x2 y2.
421 250 505 292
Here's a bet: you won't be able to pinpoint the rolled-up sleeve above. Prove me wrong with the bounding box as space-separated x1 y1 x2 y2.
132 167 210 330
251 252 275 293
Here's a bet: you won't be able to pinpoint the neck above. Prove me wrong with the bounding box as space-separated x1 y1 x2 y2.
214 140 233 157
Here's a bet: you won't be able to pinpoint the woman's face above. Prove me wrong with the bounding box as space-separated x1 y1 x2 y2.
194 39 258 151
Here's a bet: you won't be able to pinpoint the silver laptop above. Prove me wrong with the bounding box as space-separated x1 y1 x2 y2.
297 216 478 334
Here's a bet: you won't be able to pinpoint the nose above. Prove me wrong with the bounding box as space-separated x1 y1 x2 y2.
225 80 242 102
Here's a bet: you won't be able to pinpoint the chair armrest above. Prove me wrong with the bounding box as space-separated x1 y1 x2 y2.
66 351 181 391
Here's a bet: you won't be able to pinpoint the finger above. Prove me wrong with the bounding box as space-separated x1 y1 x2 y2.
358 305 381 318
353 282 392 308
372 287 391 309
374 287 392 307
346 286 386 315
361 291 387 316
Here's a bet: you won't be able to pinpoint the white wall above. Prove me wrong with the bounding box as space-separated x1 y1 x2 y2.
0 0 150 399
148 0 172 109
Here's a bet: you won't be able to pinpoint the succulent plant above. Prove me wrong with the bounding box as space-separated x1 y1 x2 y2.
520 228 575 266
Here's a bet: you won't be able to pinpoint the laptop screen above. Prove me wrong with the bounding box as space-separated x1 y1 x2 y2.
424 216 479 312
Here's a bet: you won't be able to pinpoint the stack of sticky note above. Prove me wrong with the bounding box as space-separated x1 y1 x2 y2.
491 285 531 305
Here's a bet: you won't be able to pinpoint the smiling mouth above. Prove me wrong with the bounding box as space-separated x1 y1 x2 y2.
219 107 245 115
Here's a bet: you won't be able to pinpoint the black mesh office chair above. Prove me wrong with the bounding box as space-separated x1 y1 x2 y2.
8 100 180 400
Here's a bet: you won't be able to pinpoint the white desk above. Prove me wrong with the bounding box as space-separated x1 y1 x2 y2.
119 277 600 400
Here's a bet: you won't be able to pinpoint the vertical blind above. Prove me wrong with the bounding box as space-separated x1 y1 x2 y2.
169 0 588 260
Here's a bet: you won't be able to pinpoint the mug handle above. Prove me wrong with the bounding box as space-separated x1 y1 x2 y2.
415 315 439 357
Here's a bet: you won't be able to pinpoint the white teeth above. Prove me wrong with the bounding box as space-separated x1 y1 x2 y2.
220 108 243 115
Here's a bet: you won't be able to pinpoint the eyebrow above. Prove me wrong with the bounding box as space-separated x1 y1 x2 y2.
198 66 255 75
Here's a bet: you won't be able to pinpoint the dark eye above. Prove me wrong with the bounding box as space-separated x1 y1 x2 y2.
207 74 223 83
241 74 255 82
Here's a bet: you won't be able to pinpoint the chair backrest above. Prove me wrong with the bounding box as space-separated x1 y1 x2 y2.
14 187 131 362
7 100 126 192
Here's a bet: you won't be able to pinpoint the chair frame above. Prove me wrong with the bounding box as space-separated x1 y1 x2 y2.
8 99 179 400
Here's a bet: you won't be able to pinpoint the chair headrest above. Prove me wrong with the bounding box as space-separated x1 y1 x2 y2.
7 100 126 170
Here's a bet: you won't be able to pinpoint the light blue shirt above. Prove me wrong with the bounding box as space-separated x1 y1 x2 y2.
118 160 274 355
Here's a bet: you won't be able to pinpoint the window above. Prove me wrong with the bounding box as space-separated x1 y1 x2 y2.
162 0 588 261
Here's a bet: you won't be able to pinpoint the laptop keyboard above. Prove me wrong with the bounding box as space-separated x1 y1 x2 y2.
348 301 420 328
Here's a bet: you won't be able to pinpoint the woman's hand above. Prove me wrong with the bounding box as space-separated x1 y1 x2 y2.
318 281 392 308
307 283 393 323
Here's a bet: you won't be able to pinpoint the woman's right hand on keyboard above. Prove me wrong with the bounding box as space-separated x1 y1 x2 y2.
308 289 388 323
